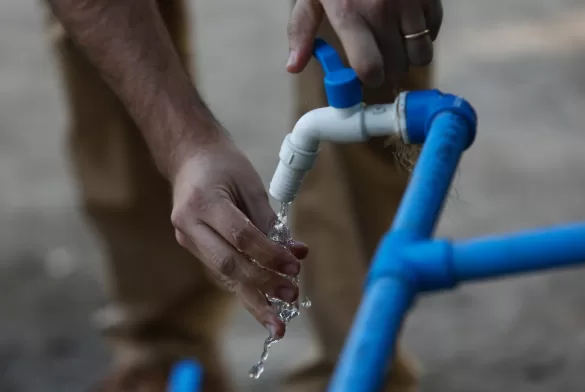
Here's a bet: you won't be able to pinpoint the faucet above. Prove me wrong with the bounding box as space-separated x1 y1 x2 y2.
269 38 406 203
268 39 475 204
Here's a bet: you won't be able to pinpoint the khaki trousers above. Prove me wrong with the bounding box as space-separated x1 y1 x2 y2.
46 1 432 391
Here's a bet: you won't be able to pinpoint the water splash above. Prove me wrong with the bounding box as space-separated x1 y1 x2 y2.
248 202 311 379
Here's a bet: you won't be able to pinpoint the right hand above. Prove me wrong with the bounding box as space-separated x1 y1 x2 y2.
286 0 443 87
170 132 308 339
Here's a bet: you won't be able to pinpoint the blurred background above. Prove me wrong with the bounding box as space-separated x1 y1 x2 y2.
1 0 585 391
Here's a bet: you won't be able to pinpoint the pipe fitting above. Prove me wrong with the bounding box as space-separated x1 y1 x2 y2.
366 232 458 293
404 89 478 148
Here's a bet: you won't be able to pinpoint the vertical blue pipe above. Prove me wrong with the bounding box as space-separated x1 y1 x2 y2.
391 112 471 240
451 222 585 282
327 277 414 392
329 110 475 392
168 359 203 392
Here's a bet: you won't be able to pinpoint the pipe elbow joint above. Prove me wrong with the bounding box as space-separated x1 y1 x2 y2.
404 89 478 149
366 233 458 293
289 108 329 151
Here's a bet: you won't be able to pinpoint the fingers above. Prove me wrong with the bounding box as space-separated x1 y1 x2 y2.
241 189 310 260
176 225 293 339
202 198 302 276
322 0 383 86
239 285 286 339
288 241 309 259
366 3 408 80
175 225 299 304
287 0 325 73
399 1 433 67
424 0 443 40
320 0 440 84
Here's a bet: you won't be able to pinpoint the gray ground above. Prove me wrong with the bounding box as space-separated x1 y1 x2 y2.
1 0 585 391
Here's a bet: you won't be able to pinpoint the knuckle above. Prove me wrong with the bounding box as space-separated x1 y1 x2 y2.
185 187 212 214
212 253 237 278
170 209 184 230
223 280 238 293
231 224 254 253
219 275 238 293
174 229 189 248
170 187 209 227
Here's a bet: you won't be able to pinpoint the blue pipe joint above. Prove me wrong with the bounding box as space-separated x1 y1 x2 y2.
313 38 363 108
366 232 420 290
366 233 458 293
401 239 458 292
405 89 478 148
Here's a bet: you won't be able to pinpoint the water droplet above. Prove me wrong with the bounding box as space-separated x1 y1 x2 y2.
248 363 264 379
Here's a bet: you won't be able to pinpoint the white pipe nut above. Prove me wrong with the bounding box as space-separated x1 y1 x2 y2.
279 134 319 172
269 134 319 203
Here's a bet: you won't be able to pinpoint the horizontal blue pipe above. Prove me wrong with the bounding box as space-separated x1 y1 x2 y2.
391 112 471 240
328 277 414 392
451 222 585 282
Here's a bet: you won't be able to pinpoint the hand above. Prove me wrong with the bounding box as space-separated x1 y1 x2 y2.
170 134 308 338
286 0 443 87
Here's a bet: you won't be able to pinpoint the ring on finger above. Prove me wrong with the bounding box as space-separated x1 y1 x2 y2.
403 29 430 40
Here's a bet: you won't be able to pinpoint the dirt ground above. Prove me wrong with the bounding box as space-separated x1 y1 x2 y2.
1 0 585 391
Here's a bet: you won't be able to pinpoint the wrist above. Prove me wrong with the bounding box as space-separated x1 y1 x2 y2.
156 113 230 182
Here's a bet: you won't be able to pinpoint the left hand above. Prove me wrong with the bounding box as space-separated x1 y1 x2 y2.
286 0 443 87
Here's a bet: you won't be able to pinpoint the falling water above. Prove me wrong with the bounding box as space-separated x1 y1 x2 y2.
248 202 311 379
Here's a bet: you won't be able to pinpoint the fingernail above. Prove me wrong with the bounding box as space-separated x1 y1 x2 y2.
264 323 277 337
280 263 299 276
286 49 298 68
292 240 308 248
277 286 296 302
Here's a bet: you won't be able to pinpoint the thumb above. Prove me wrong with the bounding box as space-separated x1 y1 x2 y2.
286 0 324 73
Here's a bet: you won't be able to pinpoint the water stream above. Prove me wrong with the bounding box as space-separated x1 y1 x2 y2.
248 202 311 379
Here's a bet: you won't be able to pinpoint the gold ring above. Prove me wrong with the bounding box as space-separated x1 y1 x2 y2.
403 29 430 40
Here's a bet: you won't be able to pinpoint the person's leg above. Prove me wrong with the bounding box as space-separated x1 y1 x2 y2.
284 19 432 392
44 2 233 391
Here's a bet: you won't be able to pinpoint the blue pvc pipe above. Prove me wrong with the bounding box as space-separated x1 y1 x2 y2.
168 359 203 392
327 277 414 392
451 221 585 282
332 110 475 392
391 112 471 240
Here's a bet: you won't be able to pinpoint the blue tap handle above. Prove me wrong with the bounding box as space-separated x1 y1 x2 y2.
312 38 363 108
